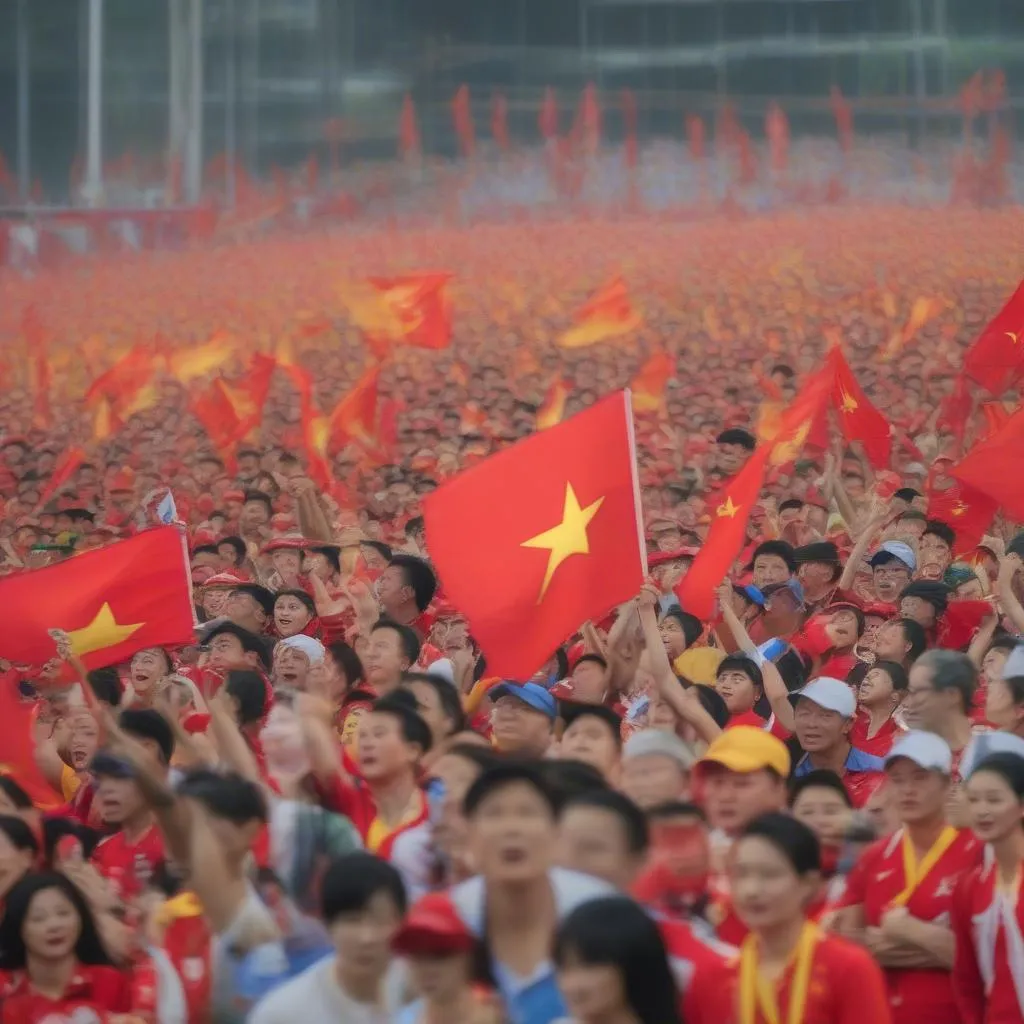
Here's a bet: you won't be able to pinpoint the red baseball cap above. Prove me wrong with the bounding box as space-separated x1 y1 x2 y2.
391 893 475 956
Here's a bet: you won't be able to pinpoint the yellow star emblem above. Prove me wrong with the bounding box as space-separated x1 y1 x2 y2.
839 386 858 414
717 496 740 518
770 419 811 466
66 603 144 658
521 483 605 602
1007 331 1020 345
952 501 969 517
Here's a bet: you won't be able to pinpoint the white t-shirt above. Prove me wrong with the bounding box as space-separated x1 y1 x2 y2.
248 956 407 1024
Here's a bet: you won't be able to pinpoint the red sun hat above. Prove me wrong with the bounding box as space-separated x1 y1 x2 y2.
391 892 475 957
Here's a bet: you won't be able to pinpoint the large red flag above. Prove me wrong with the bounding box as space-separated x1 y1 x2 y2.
0 527 194 670
964 280 1024 394
828 347 892 468
425 393 645 680
927 480 998 556
951 407 1024 520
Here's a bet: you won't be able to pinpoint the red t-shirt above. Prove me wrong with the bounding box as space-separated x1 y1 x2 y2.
849 711 907 758
840 828 983 1024
725 708 791 739
722 930 892 1024
0 963 131 1022
657 917 735 1024
91 823 166 903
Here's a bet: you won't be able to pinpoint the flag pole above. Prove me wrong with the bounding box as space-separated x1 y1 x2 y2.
622 389 648 576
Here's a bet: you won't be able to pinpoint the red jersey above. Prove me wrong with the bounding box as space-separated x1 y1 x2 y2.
0 963 131 1023
658 916 735 1024
840 828 983 1024
159 895 213 1024
849 710 907 758
725 709 791 739
91 823 166 903
722 929 892 1024
952 859 1024 1024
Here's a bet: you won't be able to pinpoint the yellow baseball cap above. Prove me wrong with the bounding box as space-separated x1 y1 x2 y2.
697 726 791 778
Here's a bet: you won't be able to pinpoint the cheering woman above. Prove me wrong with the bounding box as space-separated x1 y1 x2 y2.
728 812 891 1024
953 751 1024 1023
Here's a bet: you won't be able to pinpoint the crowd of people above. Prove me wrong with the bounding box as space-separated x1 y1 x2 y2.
0 197 1023 1023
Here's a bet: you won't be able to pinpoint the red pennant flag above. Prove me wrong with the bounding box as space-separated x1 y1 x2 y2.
964 279 1024 394
0 683 63 809
425 393 645 679
829 86 854 154
622 89 639 170
452 85 475 160
0 527 194 670
360 273 454 351
330 365 381 446
558 277 642 349
85 345 157 417
578 83 601 154
686 114 706 163
399 94 421 160
951 407 1024 521
631 352 673 413
936 373 974 448
828 347 892 469
537 379 570 431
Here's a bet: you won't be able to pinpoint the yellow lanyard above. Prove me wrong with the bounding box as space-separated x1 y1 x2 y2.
739 920 820 1024
892 827 958 907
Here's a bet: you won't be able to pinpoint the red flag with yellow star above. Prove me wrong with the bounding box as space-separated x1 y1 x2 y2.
951 407 1024 521
926 480 998 556
964 279 1024 394
828 346 892 469
424 392 645 679
0 527 195 670
676 370 834 620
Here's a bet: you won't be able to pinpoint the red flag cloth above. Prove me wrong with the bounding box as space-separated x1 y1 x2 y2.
365 274 454 351
0 672 63 809
677 371 834 619
0 527 194 671
424 392 645 680
927 481 999 556
951 407 1024 521
452 85 476 160
979 401 1011 441
829 86 853 154
85 345 157 415
828 347 892 468
579 83 601 154
36 447 87 511
399 94 421 159
491 92 510 152
686 114 706 163
622 89 639 170
936 373 973 448
330 365 381 446
964 279 1024 394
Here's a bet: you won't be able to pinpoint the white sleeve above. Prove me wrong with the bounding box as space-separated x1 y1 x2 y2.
149 946 188 1024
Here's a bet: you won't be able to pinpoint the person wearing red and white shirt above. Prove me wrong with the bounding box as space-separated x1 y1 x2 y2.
850 660 909 758
834 731 982 1024
953 749 1024 1024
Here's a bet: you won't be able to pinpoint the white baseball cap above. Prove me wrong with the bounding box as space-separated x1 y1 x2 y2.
789 677 856 719
1000 645 1024 681
884 731 953 774
960 731 1024 779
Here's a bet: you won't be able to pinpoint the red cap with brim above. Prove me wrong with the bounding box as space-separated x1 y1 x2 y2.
391 893 475 957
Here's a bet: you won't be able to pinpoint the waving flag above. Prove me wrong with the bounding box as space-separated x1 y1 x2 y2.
558 277 642 349
964 279 1024 394
537 379 570 430
829 347 892 469
343 274 454 352
630 352 674 413
167 330 236 383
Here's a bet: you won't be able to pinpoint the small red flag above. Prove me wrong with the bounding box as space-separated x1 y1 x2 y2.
85 345 157 418
425 392 645 680
36 447 86 510
937 373 974 448
537 379 570 431
675 371 834 619
951 407 1024 521
399 94 421 160
964 279 1024 394
686 114 706 163
558 277 642 349
829 347 892 468
452 85 476 160
364 274 454 351
927 481 998 556
0 527 194 670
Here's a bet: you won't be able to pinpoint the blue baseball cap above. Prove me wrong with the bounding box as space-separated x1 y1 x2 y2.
489 681 557 719
869 541 917 573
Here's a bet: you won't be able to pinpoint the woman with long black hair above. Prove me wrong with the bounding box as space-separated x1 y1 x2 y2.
953 751 1024 1022
553 895 683 1024
728 813 891 1024
0 872 131 1022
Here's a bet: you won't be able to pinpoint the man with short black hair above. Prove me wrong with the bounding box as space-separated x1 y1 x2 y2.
217 535 248 573
714 427 756 477
750 539 797 589
250 852 408 1022
376 554 438 634
919 519 957 580
453 763 612 1024
225 583 275 635
365 619 421 696
873 617 928 667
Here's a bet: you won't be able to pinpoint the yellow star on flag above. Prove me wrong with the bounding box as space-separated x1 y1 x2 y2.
521 482 605 602
952 501 969 517
839 387 858 414
717 496 740 519
66 603 144 658
1007 331 1020 345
